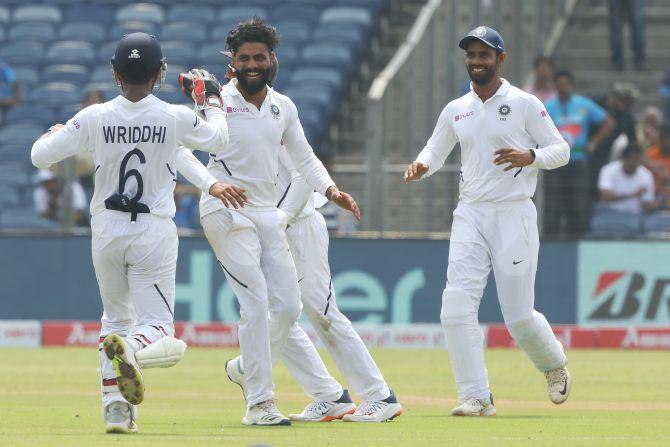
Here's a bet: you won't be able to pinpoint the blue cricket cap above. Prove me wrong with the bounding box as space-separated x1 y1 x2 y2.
458 26 505 53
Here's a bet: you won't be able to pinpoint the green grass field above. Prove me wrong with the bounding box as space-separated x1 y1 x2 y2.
0 347 668 447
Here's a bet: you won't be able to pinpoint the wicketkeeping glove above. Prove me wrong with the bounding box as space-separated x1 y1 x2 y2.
178 68 223 110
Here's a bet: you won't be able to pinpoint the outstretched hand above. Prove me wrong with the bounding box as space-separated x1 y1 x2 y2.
403 161 429 183
327 187 361 221
209 182 247 209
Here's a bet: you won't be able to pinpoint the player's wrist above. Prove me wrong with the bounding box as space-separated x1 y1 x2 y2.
326 185 338 200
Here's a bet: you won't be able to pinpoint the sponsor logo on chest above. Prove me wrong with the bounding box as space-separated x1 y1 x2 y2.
226 106 251 113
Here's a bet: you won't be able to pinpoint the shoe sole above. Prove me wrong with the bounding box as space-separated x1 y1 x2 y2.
290 406 357 422
225 359 247 402
343 406 403 422
103 334 144 405
105 425 137 434
242 418 292 426
550 372 572 405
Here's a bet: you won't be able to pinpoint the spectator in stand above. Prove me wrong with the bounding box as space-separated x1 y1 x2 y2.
544 70 615 236
598 143 657 214
645 124 670 209
173 182 201 229
0 58 20 124
637 105 662 150
523 56 557 103
33 168 88 227
608 0 646 71
660 71 670 121
591 82 639 198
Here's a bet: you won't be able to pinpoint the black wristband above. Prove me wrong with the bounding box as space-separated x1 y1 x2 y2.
529 149 536 161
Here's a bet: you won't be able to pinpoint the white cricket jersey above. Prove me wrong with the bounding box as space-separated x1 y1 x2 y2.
416 79 569 203
199 81 335 217
31 94 226 218
276 149 316 221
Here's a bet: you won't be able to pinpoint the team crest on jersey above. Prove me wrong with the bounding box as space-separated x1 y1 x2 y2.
270 104 280 120
498 104 511 120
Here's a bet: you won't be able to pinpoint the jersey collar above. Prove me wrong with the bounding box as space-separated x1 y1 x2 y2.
469 78 511 101
113 94 158 107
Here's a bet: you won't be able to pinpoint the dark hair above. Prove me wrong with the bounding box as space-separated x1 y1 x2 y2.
553 69 574 84
119 63 157 85
660 124 670 138
534 56 554 69
226 16 278 54
621 143 643 158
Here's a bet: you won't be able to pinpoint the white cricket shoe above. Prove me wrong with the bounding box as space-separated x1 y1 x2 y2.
289 389 356 422
451 394 496 416
225 356 247 401
104 401 138 434
545 366 571 404
242 399 291 426
102 334 144 405
342 389 403 422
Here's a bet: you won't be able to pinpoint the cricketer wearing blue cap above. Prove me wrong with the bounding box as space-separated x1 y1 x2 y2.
404 25 572 416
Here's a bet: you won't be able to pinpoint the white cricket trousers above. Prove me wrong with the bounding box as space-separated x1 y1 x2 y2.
201 208 306 407
91 210 177 408
441 199 566 401
282 212 391 401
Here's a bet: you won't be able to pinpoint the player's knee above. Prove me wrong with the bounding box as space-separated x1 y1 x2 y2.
506 311 544 341
440 286 478 327
274 297 302 323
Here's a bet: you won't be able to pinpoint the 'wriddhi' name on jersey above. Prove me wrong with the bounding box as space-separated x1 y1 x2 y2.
102 125 167 144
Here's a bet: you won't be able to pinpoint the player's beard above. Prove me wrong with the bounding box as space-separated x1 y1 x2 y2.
467 63 497 86
236 67 271 94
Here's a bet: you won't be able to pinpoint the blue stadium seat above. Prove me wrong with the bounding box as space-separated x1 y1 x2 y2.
0 123 45 146
320 6 373 29
57 103 85 124
199 64 229 81
0 207 60 229
90 66 113 84
31 82 83 107
42 64 90 85
109 21 158 40
160 22 207 43
8 22 56 43
0 25 5 42
116 3 165 25
336 0 387 14
301 42 355 72
161 41 196 67
46 41 95 65
155 84 184 104
588 209 642 238
64 5 114 24
274 46 301 68
218 6 268 23
13 5 62 24
312 22 367 50
84 83 120 103
97 41 118 64
643 211 670 236
271 5 321 25
211 23 239 41
0 185 21 208
0 41 45 66
5 105 56 127
283 86 335 117
0 162 31 188
0 6 9 25
167 5 216 23
164 63 187 85
273 19 311 46
196 43 226 64
59 22 107 44
290 67 345 93
12 66 40 87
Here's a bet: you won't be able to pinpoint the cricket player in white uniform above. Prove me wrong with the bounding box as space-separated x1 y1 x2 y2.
179 18 360 426
31 33 246 433
275 151 403 422
404 26 572 416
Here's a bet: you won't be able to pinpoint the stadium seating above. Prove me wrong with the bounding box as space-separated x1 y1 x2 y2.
642 211 670 237
588 209 643 238
0 0 388 228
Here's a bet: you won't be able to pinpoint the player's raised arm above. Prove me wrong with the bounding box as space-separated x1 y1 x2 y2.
31 108 94 169
176 69 229 152
405 105 458 183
